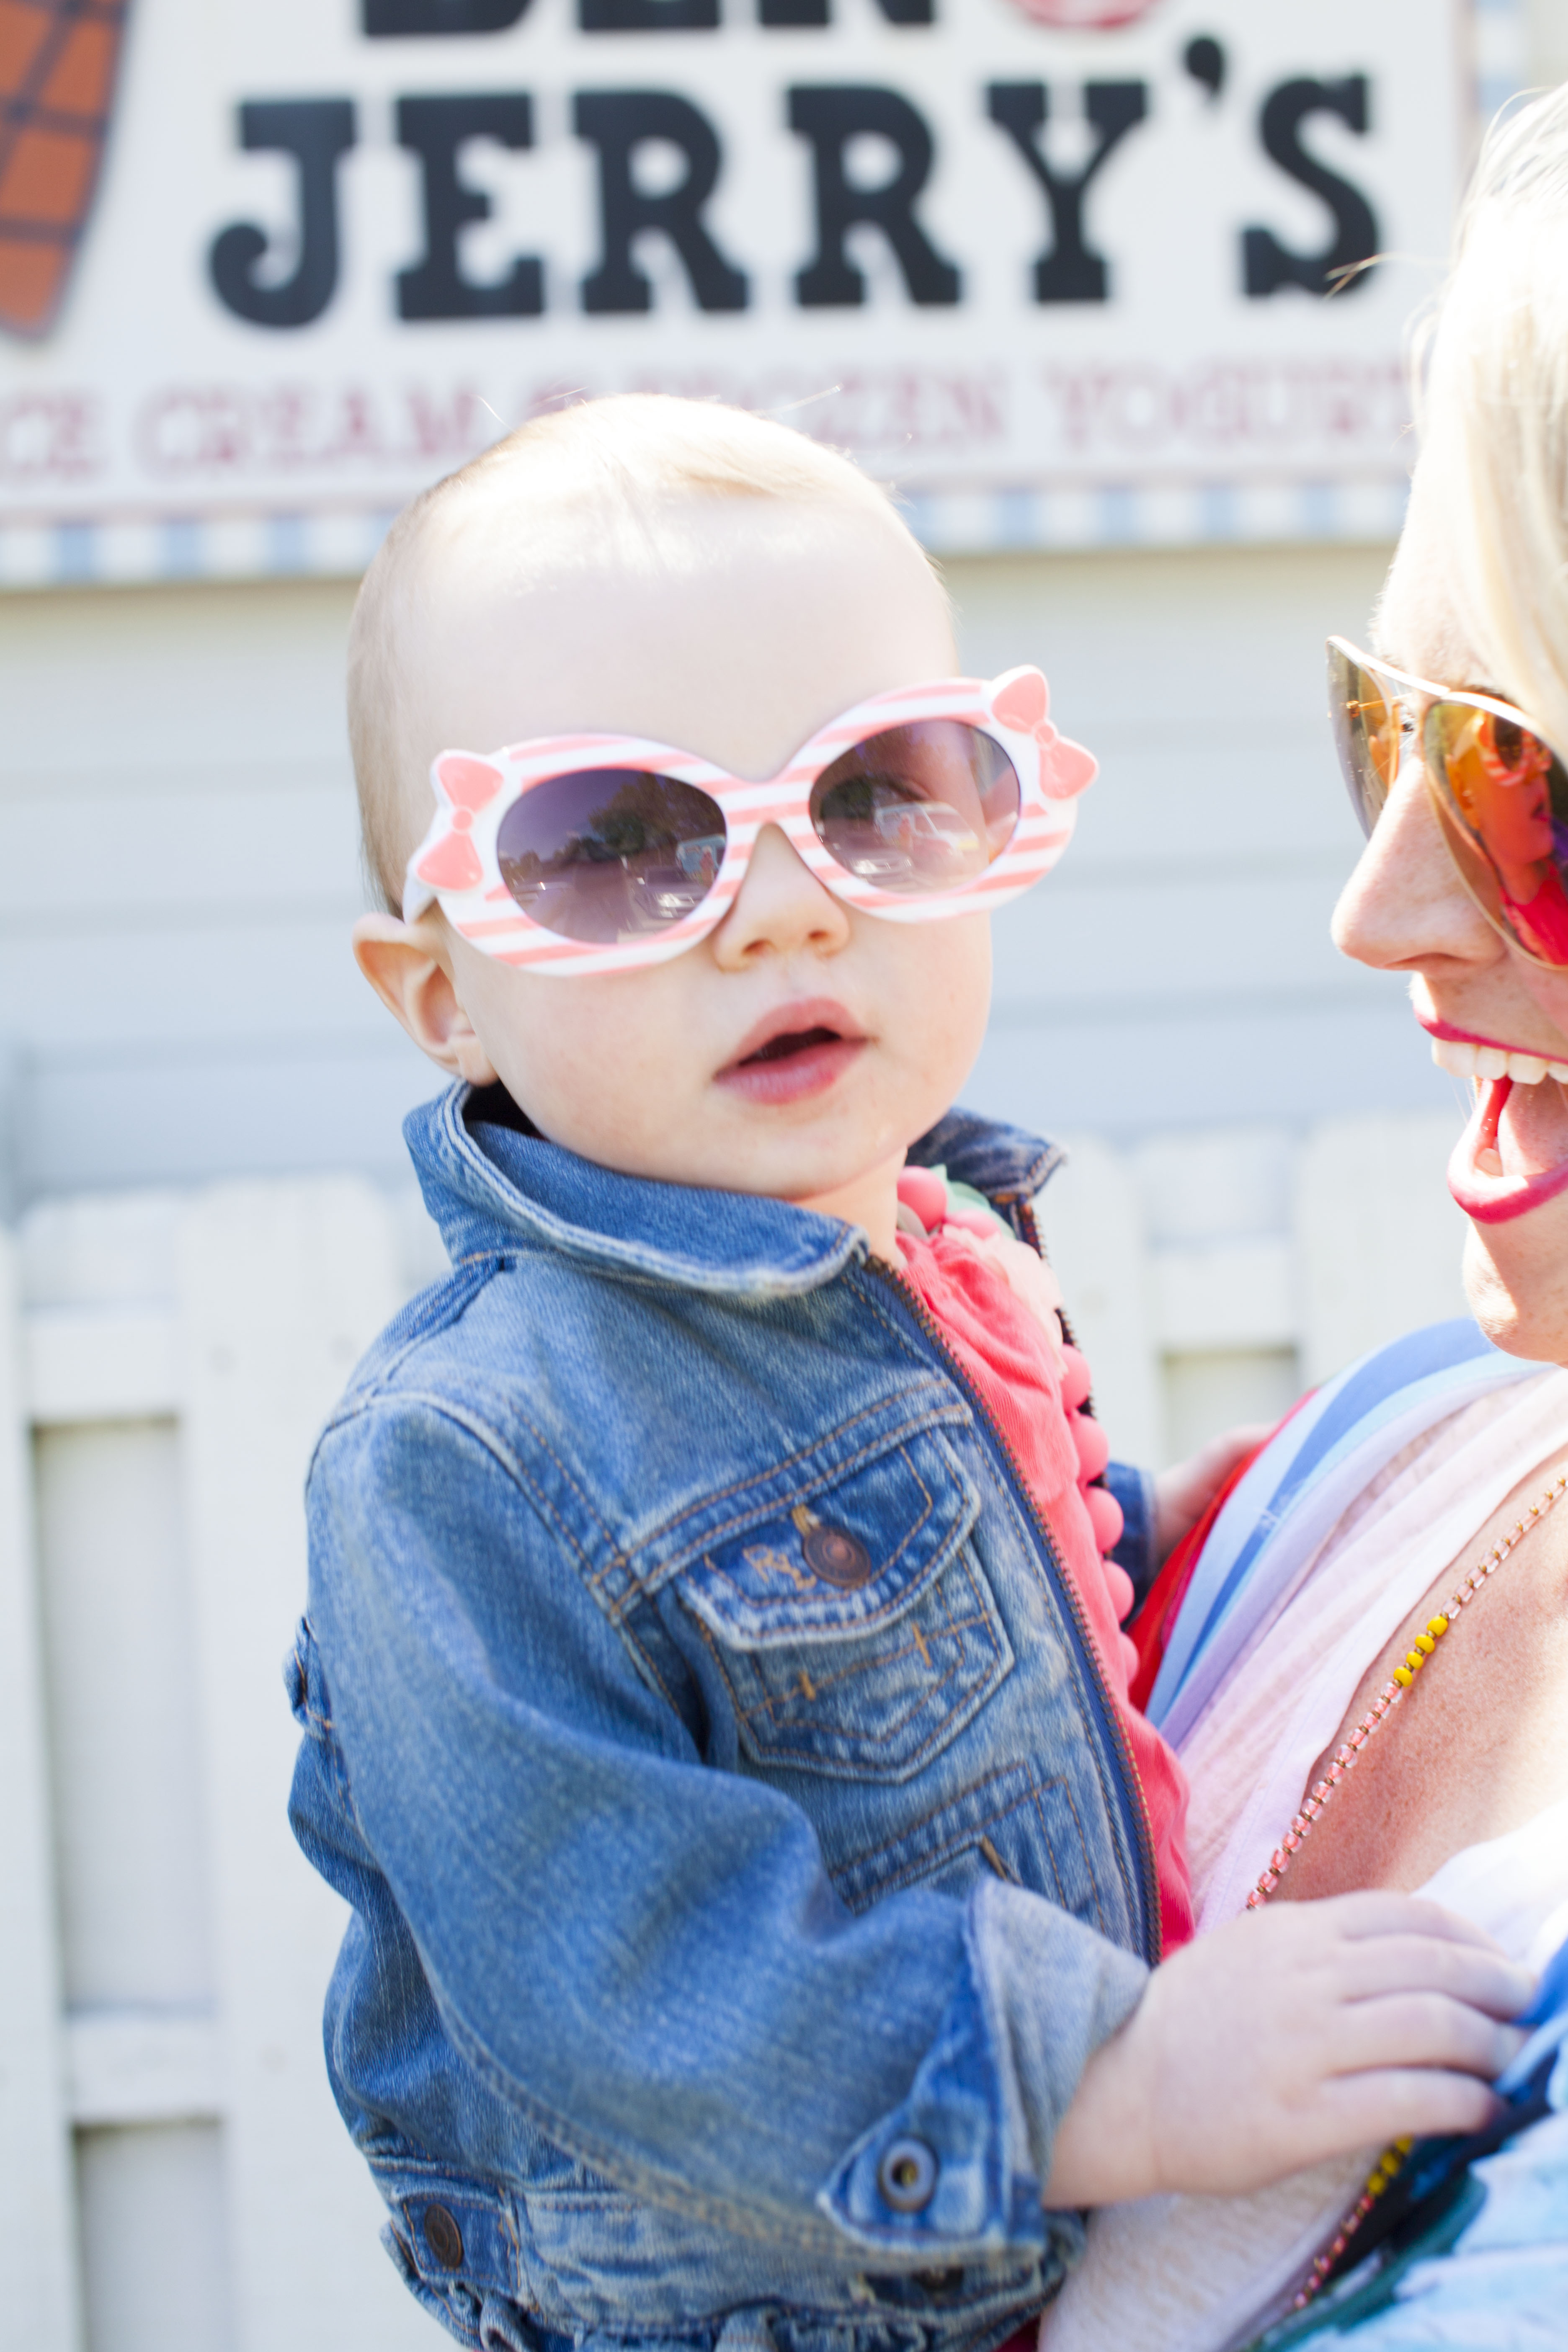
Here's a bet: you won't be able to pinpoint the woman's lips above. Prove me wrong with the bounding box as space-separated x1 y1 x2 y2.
1421 1017 1568 1085
1449 1070 1568 1222
715 1001 868 1106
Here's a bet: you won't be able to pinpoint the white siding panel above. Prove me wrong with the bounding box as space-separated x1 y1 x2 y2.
174 1181 431 2352
991 871 1367 1005
76 2124 233 2352
67 2012 222 2129
21 1037 437 1200
34 1421 214 2012
0 1232 82 2352
6 921 377 1052
965 991 1441 1141
1295 1112 1475 1385
1 584 356 777
0 787 362 923
26 1309 180 1421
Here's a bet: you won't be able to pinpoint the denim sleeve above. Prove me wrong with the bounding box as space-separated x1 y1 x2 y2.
309 1398 1148 2262
1104 1459 1160 1609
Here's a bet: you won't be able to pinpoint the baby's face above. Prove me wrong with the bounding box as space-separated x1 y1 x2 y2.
395 493 993 1218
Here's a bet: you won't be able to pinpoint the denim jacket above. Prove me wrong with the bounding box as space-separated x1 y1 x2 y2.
289 1083 1160 2352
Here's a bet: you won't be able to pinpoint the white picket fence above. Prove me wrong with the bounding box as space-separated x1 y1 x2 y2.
0 1112 1477 2352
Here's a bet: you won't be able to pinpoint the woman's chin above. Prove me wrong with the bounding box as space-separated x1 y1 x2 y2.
1462 1215 1568 1364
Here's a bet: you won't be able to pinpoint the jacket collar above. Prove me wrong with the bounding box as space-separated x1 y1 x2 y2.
405 1082 1062 1300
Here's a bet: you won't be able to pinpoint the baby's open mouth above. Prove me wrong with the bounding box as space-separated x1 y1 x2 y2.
739 1025 844 1066
1435 1035 1568 1222
716 1003 868 1106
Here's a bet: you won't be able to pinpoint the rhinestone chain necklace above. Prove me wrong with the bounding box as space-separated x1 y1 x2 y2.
1246 1465 1568 2311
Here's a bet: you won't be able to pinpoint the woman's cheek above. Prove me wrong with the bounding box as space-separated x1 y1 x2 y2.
1516 957 1568 1048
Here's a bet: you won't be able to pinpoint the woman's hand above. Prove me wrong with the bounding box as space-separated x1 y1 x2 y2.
1043 1892 1534 2207
1155 1423 1274 1563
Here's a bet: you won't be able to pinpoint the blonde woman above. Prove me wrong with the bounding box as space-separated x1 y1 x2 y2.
1042 86 1568 2352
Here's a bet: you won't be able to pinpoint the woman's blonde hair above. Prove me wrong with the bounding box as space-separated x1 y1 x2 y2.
1418 84 1568 747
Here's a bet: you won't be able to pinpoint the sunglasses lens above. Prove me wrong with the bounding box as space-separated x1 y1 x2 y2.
496 769 726 945
811 722 1021 894
1424 701 1568 968
1328 641 1403 838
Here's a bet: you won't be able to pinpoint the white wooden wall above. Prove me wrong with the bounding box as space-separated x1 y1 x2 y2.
0 1110 1475 2352
1 1179 441 2352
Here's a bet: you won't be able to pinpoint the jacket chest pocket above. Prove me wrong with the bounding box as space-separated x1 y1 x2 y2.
671 1425 1014 1783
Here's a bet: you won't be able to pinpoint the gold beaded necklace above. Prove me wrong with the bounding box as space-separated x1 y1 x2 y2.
1246 1465 1568 2311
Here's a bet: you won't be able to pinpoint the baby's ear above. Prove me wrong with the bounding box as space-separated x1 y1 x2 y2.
351 914 500 1086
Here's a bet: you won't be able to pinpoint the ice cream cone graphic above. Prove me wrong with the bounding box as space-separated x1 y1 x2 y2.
0 0 130 339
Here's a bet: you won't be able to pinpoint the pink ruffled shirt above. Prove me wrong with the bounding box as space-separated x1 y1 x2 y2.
896 1222 1192 1951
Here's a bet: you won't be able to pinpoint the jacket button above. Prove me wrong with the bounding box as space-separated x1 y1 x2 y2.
423 2203 465 2270
914 2267 964 2297
877 2135 938 2213
802 1523 873 1589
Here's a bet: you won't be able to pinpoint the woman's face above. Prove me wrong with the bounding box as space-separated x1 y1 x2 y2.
1333 481 1568 1362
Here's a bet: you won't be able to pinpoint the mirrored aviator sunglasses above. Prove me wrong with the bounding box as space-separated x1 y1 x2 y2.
1327 635 1568 973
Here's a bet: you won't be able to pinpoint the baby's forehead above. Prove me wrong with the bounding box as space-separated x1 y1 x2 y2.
398 482 954 779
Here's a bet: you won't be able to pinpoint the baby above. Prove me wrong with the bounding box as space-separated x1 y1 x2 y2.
287 396 1529 2352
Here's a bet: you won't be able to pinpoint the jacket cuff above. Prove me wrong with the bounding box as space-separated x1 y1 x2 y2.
817 1879 1147 2259
1104 1459 1160 1609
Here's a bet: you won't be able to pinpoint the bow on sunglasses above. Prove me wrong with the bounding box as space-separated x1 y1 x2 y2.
403 667 1097 977
1329 636 1568 972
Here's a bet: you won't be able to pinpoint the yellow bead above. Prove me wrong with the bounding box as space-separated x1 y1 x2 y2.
1427 1616 1449 1638
1415 1633 1436 1656
1404 1649 1426 1672
1393 1664 1414 1688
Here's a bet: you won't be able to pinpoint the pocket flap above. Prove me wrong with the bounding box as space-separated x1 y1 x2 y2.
676 1424 980 1650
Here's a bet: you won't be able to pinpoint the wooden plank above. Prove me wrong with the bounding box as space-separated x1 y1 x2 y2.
0 1232 84 2352
66 2012 220 2128
1151 1237 1297 1353
25 1306 180 1423
1295 1112 1471 1385
1035 1133 1164 1468
175 1180 432 2352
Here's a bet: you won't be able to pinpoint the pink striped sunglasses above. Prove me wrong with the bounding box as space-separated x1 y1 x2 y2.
402 667 1097 977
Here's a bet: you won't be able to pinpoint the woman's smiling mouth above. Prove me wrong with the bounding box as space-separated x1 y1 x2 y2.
1433 1034 1568 1221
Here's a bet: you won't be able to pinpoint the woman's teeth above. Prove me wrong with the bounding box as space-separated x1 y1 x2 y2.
1431 1037 1568 1085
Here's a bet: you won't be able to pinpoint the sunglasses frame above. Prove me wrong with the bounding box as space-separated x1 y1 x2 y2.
1328 634 1568 973
402 667 1096 977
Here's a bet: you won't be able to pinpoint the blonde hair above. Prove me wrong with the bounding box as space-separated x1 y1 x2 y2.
1416 85 1568 747
347 395 921 913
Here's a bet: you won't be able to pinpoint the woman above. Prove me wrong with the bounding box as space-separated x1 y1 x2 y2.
1042 85 1568 2352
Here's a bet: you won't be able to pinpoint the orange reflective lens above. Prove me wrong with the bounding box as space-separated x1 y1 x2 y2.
1424 698 1568 969
1328 637 1408 833
1327 636 1568 972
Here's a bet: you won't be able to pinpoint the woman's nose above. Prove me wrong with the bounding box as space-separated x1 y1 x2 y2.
709 823 851 968
1331 764 1502 976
